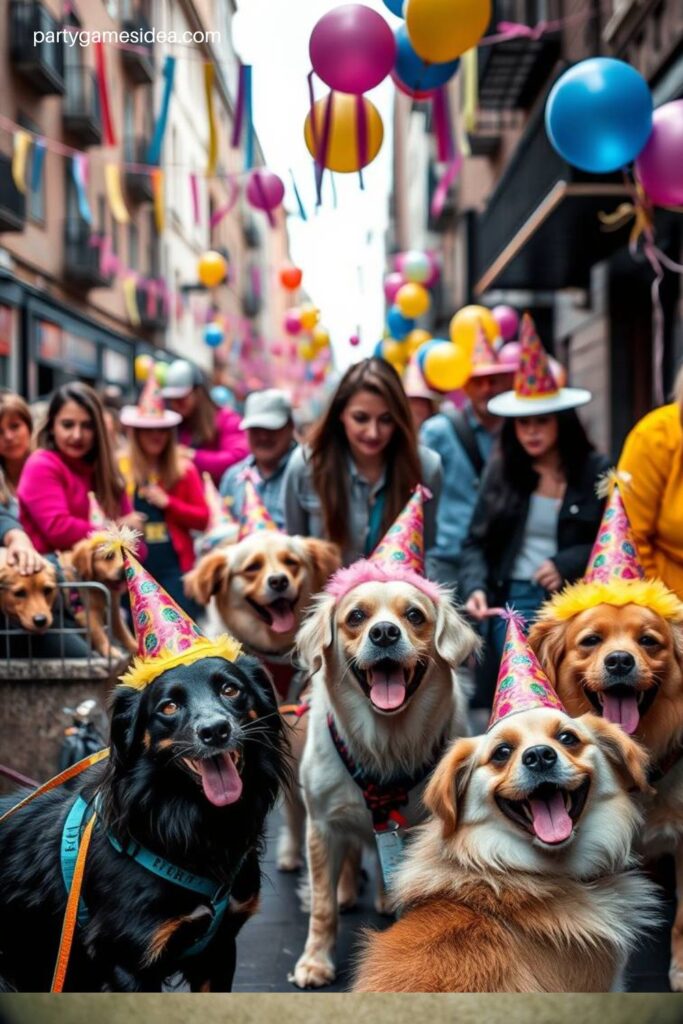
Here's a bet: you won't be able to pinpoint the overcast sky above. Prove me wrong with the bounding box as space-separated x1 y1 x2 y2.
234 0 403 369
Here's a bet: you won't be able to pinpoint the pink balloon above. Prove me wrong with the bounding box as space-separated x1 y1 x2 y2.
349 334 361 347
498 342 520 370
246 169 285 212
424 253 441 288
384 272 404 304
492 305 519 343
635 100 683 208
309 4 396 95
284 310 303 336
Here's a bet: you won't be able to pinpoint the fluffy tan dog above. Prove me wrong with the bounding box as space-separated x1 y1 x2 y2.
355 707 658 992
0 552 57 633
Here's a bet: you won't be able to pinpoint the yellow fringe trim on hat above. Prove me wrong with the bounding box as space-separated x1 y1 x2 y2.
539 578 683 623
595 467 632 499
119 634 242 691
94 524 142 556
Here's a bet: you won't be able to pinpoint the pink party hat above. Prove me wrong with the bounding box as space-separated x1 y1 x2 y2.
488 611 566 729
238 476 279 541
88 491 107 529
513 313 559 400
203 472 237 532
120 374 182 429
584 473 645 584
469 321 507 377
370 485 430 575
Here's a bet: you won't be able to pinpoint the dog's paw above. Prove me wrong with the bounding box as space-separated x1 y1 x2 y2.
289 953 336 989
669 960 683 991
276 831 304 872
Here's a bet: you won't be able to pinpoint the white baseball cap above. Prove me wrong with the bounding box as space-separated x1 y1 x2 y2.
161 359 204 399
240 389 293 431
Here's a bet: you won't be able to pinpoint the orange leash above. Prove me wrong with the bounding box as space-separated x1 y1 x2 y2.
50 810 97 992
0 748 110 824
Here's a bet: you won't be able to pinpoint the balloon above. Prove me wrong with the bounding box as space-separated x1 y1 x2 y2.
449 306 499 352
310 4 396 94
396 282 430 319
284 310 303 336
405 327 431 355
383 338 408 368
134 354 153 383
210 385 234 407
350 334 361 347
387 305 414 340
304 93 384 173
635 100 683 207
299 340 316 361
545 58 653 174
384 272 405 305
492 305 519 343
245 169 285 212
279 265 303 290
391 70 435 101
402 250 431 284
383 0 405 15
394 25 459 94
198 250 227 288
405 0 490 63
300 304 320 331
373 341 385 358
204 322 224 348
498 342 520 370
153 362 168 386
548 357 567 389
312 325 330 350
419 340 471 392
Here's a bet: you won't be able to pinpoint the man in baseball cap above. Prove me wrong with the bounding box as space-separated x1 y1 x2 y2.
219 389 297 528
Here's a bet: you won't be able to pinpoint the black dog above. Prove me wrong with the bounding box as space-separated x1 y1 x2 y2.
0 654 289 992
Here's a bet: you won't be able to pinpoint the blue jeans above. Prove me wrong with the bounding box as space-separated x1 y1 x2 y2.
491 580 549 662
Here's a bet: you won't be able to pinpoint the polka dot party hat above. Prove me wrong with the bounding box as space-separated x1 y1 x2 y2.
238 476 280 541
88 491 107 530
370 485 430 575
488 610 567 729
103 528 241 690
584 472 644 584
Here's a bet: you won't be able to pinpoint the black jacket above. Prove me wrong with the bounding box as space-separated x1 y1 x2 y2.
458 450 610 602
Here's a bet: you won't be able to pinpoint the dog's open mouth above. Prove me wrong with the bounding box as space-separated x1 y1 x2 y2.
495 779 590 846
352 657 427 713
182 750 243 807
247 596 297 634
584 683 657 735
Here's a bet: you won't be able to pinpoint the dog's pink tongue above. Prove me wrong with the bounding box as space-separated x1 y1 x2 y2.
268 602 296 635
369 666 406 711
198 753 243 807
602 692 640 734
529 791 573 844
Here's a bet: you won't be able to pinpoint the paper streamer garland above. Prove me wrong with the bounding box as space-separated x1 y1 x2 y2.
122 275 140 326
105 163 130 224
71 154 91 224
151 168 165 232
31 138 46 194
94 42 116 147
204 62 218 177
147 56 176 166
190 172 200 224
12 130 31 194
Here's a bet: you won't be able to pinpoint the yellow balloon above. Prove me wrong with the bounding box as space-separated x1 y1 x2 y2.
312 325 330 350
405 328 431 356
304 93 384 174
449 305 499 353
396 283 431 319
134 354 153 383
423 342 472 392
405 0 491 62
300 304 320 332
198 250 227 288
299 340 316 361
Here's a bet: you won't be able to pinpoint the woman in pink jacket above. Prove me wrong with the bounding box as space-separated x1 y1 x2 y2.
162 360 248 484
18 382 140 554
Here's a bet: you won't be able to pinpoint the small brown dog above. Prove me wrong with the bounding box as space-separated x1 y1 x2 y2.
0 552 57 633
58 534 137 659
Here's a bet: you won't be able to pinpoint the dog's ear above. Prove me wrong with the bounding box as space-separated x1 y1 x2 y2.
296 593 335 676
527 617 567 688
435 597 480 668
108 686 145 769
301 538 342 591
71 539 95 580
184 550 230 603
582 713 653 795
236 654 280 717
423 737 477 839
670 621 683 680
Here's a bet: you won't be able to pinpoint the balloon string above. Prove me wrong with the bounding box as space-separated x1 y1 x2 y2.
356 95 368 193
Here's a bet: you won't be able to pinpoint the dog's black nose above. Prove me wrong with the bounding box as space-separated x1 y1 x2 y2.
197 718 232 746
522 745 557 771
32 614 48 628
604 650 636 677
267 573 290 593
369 621 401 647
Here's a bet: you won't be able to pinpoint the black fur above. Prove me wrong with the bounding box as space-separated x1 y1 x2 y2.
0 655 289 992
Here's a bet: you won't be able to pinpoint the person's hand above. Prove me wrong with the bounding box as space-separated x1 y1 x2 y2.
118 511 147 533
4 530 45 576
465 589 489 620
138 484 170 510
534 559 563 592
177 445 196 461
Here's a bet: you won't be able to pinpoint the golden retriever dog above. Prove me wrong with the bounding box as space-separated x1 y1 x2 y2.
529 595 683 989
0 552 57 633
58 534 137 660
354 706 659 992
290 563 478 989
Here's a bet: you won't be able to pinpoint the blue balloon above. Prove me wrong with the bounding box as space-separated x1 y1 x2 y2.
416 339 438 375
210 385 234 407
394 25 459 93
387 305 414 340
373 341 385 359
545 58 653 174
204 322 224 348
383 0 404 16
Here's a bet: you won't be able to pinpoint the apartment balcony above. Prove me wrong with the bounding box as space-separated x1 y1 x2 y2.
121 13 154 85
9 0 64 95
136 284 168 332
0 153 26 233
63 66 102 147
124 137 154 203
63 221 112 290
477 0 561 111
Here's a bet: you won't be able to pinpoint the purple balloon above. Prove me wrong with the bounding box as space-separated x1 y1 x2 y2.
246 169 285 212
310 4 396 95
384 271 404 304
492 305 519 343
636 100 683 208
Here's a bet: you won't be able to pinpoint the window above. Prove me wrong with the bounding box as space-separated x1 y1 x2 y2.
17 113 45 225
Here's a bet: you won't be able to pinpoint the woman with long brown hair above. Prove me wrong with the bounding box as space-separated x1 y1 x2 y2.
283 358 442 565
0 392 33 503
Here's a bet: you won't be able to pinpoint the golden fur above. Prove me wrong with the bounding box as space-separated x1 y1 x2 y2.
354 708 658 992
0 554 57 633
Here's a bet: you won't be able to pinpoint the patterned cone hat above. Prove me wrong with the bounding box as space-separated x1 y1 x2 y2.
489 612 566 729
370 485 429 575
238 476 279 541
104 529 241 690
513 313 559 400
584 475 644 584
88 491 107 530
204 472 237 532
138 374 167 418
470 321 506 377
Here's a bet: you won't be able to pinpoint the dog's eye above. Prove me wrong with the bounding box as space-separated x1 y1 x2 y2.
105 552 116 561
347 608 366 626
244 562 261 574
13 589 27 599
283 558 299 569
161 701 178 716
44 587 55 597
557 730 579 747
639 635 659 648
406 606 425 626
491 743 513 763
221 682 239 698
579 634 602 647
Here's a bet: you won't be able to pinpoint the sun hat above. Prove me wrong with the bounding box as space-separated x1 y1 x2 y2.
161 359 204 400
487 313 591 417
120 375 182 430
240 389 293 431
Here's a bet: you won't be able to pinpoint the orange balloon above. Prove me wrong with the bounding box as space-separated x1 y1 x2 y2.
198 250 227 288
304 93 384 173
280 266 303 290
